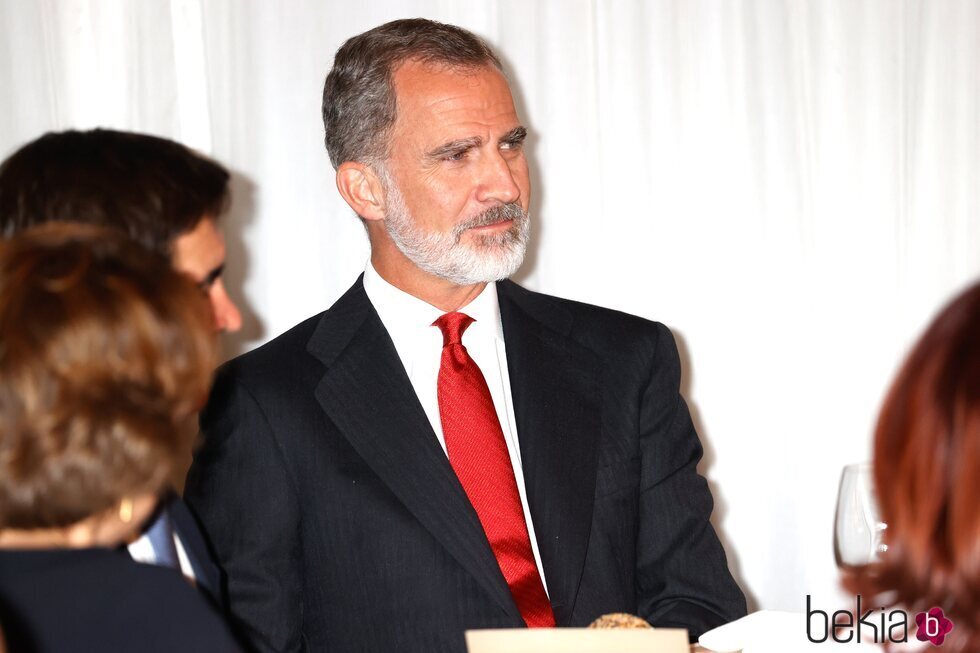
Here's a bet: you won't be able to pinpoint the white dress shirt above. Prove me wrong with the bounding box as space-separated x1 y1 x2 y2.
363 262 549 594
128 525 197 582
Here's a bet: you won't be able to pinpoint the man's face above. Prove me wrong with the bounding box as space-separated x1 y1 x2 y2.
378 61 531 285
171 218 242 333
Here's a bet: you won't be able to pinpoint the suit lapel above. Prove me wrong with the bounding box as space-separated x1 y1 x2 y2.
497 281 601 626
306 278 522 622
164 494 222 600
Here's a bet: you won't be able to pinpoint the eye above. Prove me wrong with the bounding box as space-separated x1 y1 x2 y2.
197 279 215 296
500 138 526 156
444 150 468 162
195 267 224 295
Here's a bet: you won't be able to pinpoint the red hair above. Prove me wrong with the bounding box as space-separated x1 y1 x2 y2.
846 281 980 652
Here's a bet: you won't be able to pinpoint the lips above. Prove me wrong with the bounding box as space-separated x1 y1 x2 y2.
469 218 514 232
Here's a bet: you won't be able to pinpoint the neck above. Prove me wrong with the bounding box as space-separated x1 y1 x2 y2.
371 249 487 313
0 528 72 549
0 494 157 550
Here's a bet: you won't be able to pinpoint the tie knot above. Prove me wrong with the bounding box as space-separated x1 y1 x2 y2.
433 312 475 347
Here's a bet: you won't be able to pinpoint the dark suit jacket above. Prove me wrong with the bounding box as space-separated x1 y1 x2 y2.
184 278 746 652
0 547 241 652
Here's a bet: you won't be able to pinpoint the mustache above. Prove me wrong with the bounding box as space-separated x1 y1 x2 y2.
453 203 527 238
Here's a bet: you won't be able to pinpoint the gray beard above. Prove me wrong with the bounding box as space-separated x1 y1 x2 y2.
381 180 530 286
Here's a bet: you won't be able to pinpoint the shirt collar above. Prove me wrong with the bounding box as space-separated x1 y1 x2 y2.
362 261 503 344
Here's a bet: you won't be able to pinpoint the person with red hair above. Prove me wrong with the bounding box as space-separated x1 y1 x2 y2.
845 280 980 652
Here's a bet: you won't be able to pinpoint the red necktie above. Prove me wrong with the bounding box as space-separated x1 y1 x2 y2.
434 312 555 628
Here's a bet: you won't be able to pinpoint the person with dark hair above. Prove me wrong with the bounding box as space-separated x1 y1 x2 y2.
0 223 241 652
0 128 241 604
0 128 241 333
844 281 980 653
186 18 746 652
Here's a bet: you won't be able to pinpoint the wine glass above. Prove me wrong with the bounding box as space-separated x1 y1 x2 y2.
834 463 888 569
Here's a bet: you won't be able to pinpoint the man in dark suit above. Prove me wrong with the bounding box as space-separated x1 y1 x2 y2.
0 128 242 603
185 18 746 652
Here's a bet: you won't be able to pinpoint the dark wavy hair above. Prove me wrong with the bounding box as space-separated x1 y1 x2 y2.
0 129 229 257
844 281 980 652
0 223 216 529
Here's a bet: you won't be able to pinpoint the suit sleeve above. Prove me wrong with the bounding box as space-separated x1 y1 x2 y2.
635 323 747 638
184 365 304 652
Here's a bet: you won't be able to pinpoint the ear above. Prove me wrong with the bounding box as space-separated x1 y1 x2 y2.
336 162 386 222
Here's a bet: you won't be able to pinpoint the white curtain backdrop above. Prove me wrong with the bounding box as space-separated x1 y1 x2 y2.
2 0 978 615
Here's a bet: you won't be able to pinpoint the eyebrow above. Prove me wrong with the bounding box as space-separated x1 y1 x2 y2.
423 126 528 161
197 264 225 291
424 136 483 162
500 126 527 147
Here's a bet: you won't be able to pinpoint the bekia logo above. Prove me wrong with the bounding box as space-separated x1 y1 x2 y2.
806 595 955 646
915 607 954 647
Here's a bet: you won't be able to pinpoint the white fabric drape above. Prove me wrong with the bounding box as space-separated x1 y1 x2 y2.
2 0 978 615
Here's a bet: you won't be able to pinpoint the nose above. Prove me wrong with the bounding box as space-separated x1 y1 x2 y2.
209 280 242 333
476 151 522 205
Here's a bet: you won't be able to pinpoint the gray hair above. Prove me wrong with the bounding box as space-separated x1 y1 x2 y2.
321 18 503 169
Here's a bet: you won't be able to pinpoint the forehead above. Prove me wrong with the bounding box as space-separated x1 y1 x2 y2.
390 60 520 144
171 217 224 278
